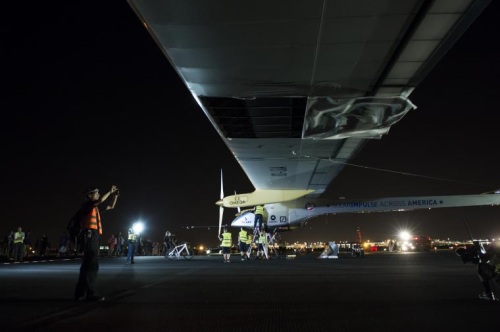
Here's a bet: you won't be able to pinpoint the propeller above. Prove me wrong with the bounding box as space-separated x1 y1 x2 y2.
218 169 224 238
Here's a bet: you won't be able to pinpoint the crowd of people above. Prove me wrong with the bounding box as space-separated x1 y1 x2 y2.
0 227 70 262
0 205 274 264
0 204 269 263
211 204 273 263
0 227 183 262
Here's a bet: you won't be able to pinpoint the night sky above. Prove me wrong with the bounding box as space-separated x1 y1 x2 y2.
3 1 500 248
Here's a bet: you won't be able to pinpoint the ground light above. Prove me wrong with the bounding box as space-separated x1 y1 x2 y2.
132 221 144 235
399 230 415 251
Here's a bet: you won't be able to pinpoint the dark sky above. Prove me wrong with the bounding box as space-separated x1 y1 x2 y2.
3 1 500 248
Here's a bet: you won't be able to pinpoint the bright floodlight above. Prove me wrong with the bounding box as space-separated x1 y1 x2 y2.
132 221 144 235
399 231 411 241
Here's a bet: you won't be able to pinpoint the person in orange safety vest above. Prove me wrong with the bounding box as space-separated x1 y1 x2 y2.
74 185 119 302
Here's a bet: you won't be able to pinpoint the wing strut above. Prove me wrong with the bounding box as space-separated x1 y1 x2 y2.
218 169 224 238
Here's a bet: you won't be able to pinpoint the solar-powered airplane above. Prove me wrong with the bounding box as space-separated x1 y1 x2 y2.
127 0 497 235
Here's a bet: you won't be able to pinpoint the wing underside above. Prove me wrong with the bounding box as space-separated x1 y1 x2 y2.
127 0 490 196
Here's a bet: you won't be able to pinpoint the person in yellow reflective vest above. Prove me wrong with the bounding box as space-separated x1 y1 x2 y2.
257 229 268 260
238 228 248 261
219 227 232 263
74 185 119 302
246 232 253 260
253 205 265 230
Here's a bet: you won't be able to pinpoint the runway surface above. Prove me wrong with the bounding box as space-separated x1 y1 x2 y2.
1 250 498 331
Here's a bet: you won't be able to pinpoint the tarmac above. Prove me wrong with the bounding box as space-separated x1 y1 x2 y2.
1 250 498 331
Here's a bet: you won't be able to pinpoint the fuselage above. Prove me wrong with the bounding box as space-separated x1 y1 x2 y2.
230 194 500 231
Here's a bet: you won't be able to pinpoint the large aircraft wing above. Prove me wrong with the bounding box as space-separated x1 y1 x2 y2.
127 0 490 200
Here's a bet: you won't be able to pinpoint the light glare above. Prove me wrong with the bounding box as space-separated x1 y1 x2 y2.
132 221 144 235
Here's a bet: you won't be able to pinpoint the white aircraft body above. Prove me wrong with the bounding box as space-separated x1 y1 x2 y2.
231 193 500 231
127 0 495 234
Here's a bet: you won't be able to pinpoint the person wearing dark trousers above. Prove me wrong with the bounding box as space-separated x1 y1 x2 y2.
74 185 119 302
220 227 232 263
238 228 248 261
163 231 173 257
477 240 500 301
13 227 25 262
253 205 265 230
127 228 137 264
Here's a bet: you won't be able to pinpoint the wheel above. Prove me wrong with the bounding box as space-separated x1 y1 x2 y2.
181 250 194 260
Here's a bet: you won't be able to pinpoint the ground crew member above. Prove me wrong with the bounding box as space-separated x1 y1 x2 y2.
253 205 265 230
13 226 25 262
257 229 268 260
127 228 137 264
245 230 253 260
74 185 119 302
477 240 500 300
238 228 248 261
220 227 232 263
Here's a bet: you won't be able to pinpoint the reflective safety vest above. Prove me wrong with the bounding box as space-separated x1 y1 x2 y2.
128 233 137 242
82 206 102 235
254 205 264 215
246 234 253 245
259 233 267 245
221 231 232 247
14 231 24 244
238 229 247 243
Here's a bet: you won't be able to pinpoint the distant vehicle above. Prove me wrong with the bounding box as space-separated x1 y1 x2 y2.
351 244 365 258
412 235 433 251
